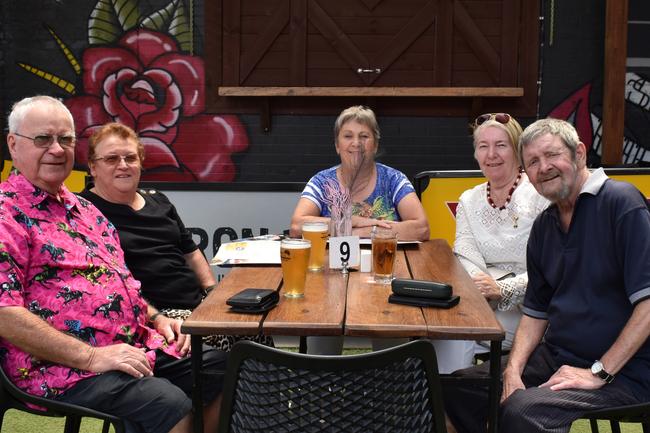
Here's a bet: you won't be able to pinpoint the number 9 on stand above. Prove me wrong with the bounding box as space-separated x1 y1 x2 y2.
328 236 360 269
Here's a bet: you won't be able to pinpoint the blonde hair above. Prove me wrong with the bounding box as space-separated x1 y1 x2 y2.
473 115 523 161
334 105 381 143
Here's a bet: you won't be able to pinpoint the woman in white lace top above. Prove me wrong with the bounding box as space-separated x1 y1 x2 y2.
434 113 549 373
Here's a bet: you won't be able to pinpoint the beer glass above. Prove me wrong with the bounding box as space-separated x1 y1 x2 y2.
302 221 329 271
371 227 397 284
280 238 311 298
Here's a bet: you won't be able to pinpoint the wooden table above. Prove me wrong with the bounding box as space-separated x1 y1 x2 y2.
183 239 504 433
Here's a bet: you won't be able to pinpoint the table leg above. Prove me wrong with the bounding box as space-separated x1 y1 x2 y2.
191 335 204 433
487 340 502 433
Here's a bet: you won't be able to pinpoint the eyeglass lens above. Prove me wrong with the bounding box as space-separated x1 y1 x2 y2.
100 154 139 165
16 133 75 148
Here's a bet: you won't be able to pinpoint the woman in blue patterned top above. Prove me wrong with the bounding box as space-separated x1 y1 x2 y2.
290 106 429 241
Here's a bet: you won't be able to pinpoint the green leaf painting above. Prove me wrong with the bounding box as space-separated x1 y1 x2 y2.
87 0 192 52
141 0 192 52
88 0 141 44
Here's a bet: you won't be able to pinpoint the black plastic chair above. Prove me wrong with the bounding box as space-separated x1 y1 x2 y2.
217 339 447 433
0 365 125 433
582 402 650 433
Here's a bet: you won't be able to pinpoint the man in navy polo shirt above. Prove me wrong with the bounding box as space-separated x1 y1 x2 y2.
445 118 650 433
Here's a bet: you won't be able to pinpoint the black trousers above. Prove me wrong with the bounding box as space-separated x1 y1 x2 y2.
57 346 226 433
443 344 640 433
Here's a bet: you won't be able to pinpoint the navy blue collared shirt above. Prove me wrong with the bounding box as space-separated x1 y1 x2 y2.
523 169 650 399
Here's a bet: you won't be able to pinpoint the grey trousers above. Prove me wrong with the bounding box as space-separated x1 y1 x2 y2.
443 344 641 433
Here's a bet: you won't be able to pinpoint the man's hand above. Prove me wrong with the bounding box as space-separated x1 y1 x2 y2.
86 344 153 378
152 315 191 356
501 365 526 403
472 272 501 300
539 365 605 391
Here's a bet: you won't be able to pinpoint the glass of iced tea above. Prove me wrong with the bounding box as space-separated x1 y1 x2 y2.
301 221 329 271
280 238 311 298
371 227 397 284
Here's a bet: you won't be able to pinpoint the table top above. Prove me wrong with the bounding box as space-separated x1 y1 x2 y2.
182 239 504 342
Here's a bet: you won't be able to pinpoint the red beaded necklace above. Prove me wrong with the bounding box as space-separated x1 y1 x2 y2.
486 169 523 210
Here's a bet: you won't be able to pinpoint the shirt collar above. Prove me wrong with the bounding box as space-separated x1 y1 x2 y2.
545 167 608 225
7 170 80 213
580 167 608 196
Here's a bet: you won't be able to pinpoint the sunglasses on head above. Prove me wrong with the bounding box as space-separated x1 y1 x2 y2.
472 113 511 130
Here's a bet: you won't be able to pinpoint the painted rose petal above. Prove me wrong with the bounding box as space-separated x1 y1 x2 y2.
139 136 180 169
65 96 113 166
151 54 205 116
82 47 140 96
118 30 178 66
102 69 138 126
171 115 249 182
137 69 181 132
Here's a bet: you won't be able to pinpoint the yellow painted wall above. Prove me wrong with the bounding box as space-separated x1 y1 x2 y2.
1 161 86 192
420 175 484 246
420 170 650 246
2 161 648 247
609 174 650 196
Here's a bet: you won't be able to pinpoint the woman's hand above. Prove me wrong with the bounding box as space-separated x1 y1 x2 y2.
351 215 391 229
152 315 191 356
351 216 392 238
472 272 501 300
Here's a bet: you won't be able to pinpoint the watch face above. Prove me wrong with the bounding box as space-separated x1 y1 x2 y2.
591 361 603 374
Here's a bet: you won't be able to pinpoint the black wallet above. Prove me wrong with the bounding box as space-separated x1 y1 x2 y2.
226 288 279 313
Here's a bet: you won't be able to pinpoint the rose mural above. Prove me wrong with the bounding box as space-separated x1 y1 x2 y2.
66 29 248 182
18 1 249 182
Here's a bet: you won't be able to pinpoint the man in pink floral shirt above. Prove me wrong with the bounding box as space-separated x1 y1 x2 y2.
0 96 225 433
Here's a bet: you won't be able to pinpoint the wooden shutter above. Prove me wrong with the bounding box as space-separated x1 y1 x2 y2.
208 0 540 116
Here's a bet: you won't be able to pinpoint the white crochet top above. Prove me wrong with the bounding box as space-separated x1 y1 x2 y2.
453 174 549 311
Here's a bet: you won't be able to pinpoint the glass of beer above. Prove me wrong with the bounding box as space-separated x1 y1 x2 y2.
280 238 311 298
302 221 329 271
371 227 397 284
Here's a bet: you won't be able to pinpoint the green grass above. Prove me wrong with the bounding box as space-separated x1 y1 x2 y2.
2 410 115 432
2 409 643 432
2 347 643 433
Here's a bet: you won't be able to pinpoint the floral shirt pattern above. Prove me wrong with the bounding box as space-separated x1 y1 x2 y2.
0 171 178 398
301 163 415 220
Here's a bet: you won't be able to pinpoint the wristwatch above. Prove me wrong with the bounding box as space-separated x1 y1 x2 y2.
591 360 614 384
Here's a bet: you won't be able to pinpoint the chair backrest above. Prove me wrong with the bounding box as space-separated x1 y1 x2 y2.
582 402 650 433
0 362 125 433
218 339 447 433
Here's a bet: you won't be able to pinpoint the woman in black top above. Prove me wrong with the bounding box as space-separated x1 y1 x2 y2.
80 122 272 351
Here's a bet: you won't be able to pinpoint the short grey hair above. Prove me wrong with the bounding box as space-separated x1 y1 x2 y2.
518 118 581 167
333 105 381 143
8 95 74 133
